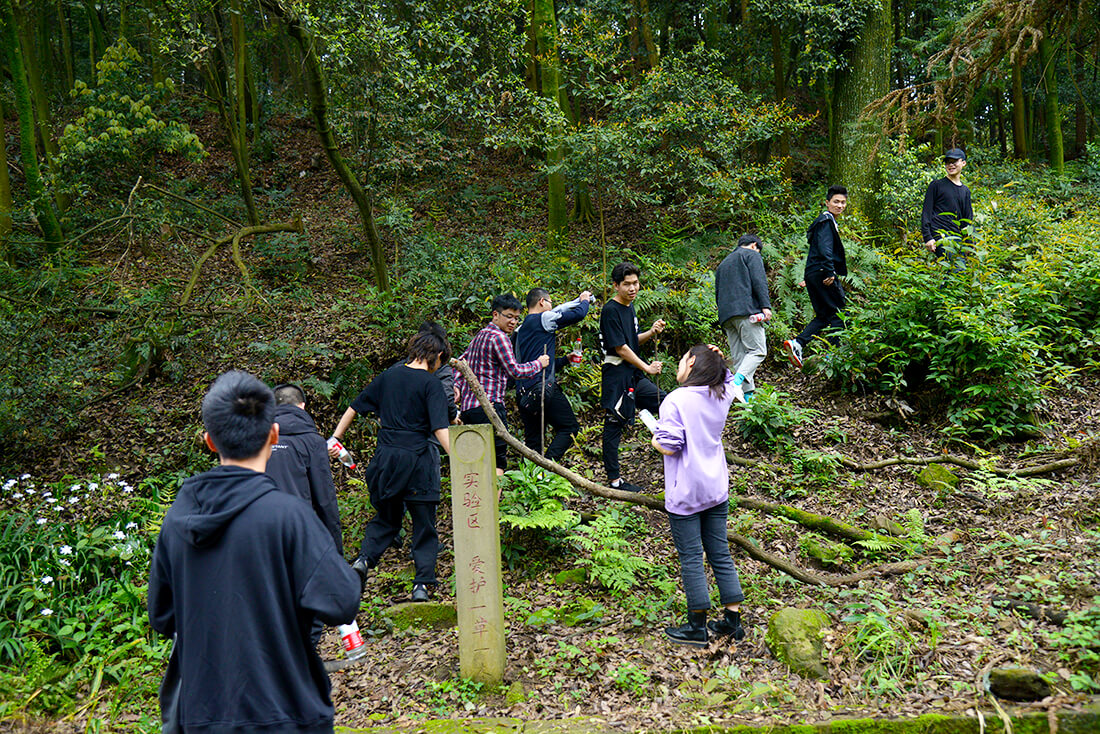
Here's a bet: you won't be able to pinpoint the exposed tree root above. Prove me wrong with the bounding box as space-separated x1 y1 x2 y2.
991 594 1068 626
451 358 922 587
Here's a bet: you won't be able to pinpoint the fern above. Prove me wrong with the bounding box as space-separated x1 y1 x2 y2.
855 535 900 553
571 508 650 593
901 508 929 545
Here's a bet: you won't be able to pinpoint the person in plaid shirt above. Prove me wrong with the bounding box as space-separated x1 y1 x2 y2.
455 294 549 474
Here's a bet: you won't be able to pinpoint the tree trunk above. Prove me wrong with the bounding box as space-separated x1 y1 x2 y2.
1 0 63 249
771 25 790 167
0 97 12 251
531 0 568 239
635 0 658 68
260 0 390 291
1010 56 1028 158
56 0 74 90
993 83 1007 157
524 0 538 92
1037 35 1064 175
829 0 892 208
229 0 259 224
15 7 56 161
83 0 107 76
1070 39 1087 158
144 0 164 84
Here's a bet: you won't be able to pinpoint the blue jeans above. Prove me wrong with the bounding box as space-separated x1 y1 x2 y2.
668 500 745 611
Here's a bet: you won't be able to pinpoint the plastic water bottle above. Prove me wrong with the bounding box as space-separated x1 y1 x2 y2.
638 408 658 433
569 337 583 364
338 621 367 660
749 313 767 323
326 437 356 470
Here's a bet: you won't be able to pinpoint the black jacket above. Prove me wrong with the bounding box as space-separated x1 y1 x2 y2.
148 465 361 734
804 211 847 278
267 405 342 550
715 246 771 323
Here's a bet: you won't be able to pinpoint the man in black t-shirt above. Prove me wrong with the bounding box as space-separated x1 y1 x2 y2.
921 148 973 264
600 261 666 493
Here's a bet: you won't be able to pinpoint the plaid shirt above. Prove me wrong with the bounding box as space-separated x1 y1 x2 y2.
456 322 542 411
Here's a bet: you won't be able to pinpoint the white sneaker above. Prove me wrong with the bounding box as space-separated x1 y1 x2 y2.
731 383 746 403
782 340 803 369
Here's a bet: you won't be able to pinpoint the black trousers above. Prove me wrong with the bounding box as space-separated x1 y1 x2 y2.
602 373 663 482
460 403 509 471
518 385 580 461
359 497 439 585
796 271 846 347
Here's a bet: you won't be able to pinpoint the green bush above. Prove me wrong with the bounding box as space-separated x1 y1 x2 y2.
499 461 580 567
735 385 820 450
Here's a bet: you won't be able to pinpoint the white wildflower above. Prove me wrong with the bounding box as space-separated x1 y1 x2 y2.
59 559 71 567
26 488 36 495
113 531 126 540
60 545 73 555
41 608 53 616
20 473 31 479
87 483 99 491
11 493 22 499
36 518 47 525
107 473 119 480
41 576 53 585
69 497 78 504
46 497 57 504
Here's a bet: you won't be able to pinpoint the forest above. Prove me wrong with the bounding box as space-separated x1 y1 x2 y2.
1 0 1099 731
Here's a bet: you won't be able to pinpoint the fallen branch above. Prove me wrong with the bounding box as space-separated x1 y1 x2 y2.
451 358 921 587
990 594 1068 626
179 216 303 307
834 452 1080 478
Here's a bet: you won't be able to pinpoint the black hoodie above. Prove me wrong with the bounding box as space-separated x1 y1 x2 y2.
267 404 342 550
148 465 361 733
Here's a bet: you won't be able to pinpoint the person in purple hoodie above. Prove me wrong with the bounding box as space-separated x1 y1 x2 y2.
651 345 747 647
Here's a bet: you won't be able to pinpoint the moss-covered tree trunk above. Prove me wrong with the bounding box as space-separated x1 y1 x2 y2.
1010 56 1029 158
1 0 63 249
229 0 259 224
771 25 790 167
829 0 891 207
531 0 568 240
82 0 107 79
0 97 12 250
56 0 74 91
1037 35 1064 175
261 0 390 290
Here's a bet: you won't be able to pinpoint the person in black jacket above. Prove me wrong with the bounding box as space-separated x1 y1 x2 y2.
921 148 973 264
148 371 361 734
715 233 771 402
783 185 849 369
266 382 343 647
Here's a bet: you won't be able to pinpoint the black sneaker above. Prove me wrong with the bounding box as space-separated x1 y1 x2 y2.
411 583 429 602
611 480 644 493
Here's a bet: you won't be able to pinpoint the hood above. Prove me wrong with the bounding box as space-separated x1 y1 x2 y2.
273 404 319 436
175 465 277 547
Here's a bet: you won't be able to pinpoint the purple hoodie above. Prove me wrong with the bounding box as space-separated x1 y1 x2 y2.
653 369 736 515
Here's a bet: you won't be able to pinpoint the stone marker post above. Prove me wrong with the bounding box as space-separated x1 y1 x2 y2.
449 423 505 684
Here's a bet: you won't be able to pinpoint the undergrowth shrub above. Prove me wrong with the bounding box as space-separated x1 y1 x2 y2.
1048 599 1100 692
571 507 650 593
499 461 580 568
735 385 820 450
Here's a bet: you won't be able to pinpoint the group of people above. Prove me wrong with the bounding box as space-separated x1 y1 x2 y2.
146 151 976 731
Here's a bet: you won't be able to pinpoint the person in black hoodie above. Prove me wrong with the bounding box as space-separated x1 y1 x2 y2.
266 382 343 647
782 185 849 369
148 371 361 734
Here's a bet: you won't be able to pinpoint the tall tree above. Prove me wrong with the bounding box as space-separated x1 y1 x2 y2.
531 0 568 238
0 0 64 248
0 97 12 249
830 0 893 202
260 0 390 291
1037 32 1063 174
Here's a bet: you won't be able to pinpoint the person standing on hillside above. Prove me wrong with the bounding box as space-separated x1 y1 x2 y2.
454 294 550 475
266 382 343 647
782 185 849 369
514 287 592 461
149 371 361 734
600 261 666 493
921 148 973 264
715 233 771 402
330 329 453 602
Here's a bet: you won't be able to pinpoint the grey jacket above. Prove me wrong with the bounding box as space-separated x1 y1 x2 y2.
715 246 770 324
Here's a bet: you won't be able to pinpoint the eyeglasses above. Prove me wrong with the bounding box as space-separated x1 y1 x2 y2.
498 313 521 322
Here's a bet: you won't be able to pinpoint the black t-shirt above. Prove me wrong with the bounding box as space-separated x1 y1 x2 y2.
599 298 639 358
350 364 449 438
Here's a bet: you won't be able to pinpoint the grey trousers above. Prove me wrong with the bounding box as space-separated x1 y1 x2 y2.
722 316 767 392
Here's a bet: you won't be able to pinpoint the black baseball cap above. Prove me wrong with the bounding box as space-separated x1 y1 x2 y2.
944 148 966 161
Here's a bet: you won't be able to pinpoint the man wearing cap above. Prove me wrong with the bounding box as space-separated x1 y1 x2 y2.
921 148 973 260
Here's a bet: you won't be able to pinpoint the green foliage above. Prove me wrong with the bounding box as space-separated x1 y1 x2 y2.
841 596 931 695
57 39 203 197
570 507 650 593
610 661 651 696
0 473 168 718
1047 599 1100 692
790 448 841 488
253 232 312 282
735 385 820 450
423 677 484 713
499 461 580 567
961 469 1054 502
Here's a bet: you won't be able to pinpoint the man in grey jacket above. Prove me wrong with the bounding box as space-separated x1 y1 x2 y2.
715 233 772 402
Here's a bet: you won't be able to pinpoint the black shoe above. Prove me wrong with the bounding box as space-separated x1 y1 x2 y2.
351 557 369 590
665 611 708 647
611 480 644 493
390 528 405 551
707 609 746 641
411 583 429 602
